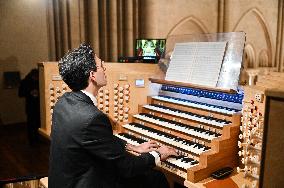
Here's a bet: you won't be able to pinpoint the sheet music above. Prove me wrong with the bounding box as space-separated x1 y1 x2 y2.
165 42 227 87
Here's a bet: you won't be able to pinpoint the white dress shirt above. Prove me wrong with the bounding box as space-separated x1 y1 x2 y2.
81 90 97 106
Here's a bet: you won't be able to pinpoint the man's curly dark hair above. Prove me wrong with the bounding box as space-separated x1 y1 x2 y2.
58 43 97 91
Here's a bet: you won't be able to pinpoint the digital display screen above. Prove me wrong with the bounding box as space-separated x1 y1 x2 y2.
135 79 145 87
135 39 166 58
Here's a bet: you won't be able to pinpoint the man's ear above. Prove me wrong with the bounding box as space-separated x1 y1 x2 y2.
89 71 96 80
89 71 97 85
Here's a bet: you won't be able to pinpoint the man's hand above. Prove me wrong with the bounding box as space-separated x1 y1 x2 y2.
126 141 159 154
156 145 178 161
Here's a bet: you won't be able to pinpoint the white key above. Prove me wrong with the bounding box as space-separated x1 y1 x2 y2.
122 124 209 155
152 96 237 115
144 105 228 127
133 114 218 140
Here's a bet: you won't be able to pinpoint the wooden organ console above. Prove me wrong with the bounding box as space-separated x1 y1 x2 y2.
114 78 244 186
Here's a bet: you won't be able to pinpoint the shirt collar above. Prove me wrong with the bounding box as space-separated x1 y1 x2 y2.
81 90 97 106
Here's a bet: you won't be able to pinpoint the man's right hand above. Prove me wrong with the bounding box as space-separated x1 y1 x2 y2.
156 145 178 161
128 140 159 154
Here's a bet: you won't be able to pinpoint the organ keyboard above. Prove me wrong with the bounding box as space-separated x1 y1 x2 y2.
116 132 199 179
115 79 243 184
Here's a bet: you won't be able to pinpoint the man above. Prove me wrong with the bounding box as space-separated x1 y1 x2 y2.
49 43 178 188
18 68 40 145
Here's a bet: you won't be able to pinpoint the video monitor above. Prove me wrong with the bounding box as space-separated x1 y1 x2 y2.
135 39 166 60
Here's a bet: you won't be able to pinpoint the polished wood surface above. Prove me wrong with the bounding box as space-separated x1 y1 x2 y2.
184 169 252 188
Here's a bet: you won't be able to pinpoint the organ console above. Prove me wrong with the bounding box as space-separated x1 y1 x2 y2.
114 79 243 186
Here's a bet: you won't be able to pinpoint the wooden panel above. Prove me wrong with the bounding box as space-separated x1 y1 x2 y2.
39 62 62 138
187 123 240 183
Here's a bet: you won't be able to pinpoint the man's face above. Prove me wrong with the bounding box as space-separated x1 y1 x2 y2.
93 55 107 87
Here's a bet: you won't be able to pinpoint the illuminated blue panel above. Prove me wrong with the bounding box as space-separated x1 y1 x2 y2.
161 85 244 104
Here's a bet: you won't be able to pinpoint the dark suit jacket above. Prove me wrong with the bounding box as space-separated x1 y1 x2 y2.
49 91 156 188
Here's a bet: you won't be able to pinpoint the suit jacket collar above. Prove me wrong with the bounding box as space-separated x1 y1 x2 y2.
72 91 94 106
